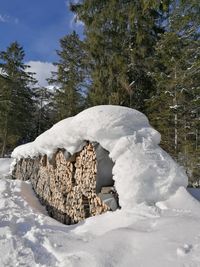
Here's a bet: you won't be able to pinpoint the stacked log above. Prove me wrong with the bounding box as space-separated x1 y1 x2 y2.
12 142 115 224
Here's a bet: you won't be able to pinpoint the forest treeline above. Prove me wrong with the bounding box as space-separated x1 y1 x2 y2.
0 0 199 185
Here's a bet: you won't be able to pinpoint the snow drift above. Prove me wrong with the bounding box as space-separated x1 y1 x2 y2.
12 105 188 209
0 158 13 178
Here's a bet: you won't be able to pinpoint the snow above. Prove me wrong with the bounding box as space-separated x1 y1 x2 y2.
0 158 13 178
11 105 188 209
95 143 114 193
169 104 180 109
0 159 200 267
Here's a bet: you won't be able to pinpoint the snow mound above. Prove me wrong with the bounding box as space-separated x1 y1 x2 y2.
0 158 13 178
12 105 188 208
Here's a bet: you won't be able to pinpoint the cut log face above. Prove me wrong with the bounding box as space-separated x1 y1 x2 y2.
12 142 119 224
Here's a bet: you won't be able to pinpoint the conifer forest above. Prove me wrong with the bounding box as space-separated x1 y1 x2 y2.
0 0 199 185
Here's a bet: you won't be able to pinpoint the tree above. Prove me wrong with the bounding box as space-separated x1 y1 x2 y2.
0 42 36 156
70 0 169 111
49 32 87 120
146 0 200 182
33 86 55 136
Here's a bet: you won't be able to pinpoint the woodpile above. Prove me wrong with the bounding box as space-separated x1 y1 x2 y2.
12 142 119 224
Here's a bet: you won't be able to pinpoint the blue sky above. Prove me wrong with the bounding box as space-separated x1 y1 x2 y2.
0 0 83 62
0 0 83 85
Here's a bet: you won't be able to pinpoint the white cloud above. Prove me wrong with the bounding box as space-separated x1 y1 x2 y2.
65 0 80 7
0 14 19 24
0 15 5 22
27 61 57 87
70 14 84 29
0 14 9 23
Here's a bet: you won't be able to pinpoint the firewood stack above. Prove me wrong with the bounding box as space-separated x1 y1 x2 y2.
12 142 117 224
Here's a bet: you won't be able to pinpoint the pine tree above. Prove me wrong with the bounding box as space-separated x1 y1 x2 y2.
0 74 13 156
70 0 169 111
146 0 200 183
33 86 55 136
0 42 36 156
49 32 87 120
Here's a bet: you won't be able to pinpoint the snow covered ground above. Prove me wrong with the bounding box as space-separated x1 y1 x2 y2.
1 158 200 267
0 158 13 178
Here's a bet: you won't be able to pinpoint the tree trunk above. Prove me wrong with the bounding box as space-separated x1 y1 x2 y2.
174 67 178 156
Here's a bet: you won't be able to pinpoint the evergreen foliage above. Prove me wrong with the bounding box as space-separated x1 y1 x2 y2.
49 31 88 120
33 86 55 136
0 42 36 156
146 0 200 183
70 0 169 111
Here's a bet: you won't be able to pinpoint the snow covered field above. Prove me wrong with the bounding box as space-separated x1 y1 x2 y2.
1 160 200 267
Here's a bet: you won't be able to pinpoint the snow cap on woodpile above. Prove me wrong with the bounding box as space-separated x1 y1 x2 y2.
12 105 188 209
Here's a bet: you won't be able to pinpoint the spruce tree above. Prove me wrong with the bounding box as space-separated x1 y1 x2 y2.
33 86 55 136
49 31 87 120
70 0 169 111
0 42 36 156
146 0 200 183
